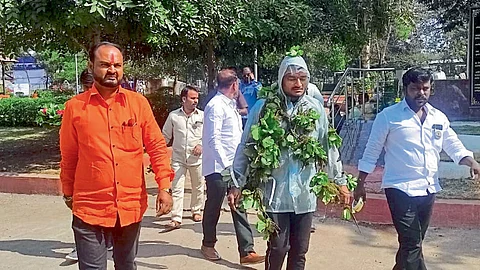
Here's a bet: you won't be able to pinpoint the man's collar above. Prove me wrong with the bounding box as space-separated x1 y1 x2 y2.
216 91 234 101
86 84 127 105
401 98 432 114
180 106 199 115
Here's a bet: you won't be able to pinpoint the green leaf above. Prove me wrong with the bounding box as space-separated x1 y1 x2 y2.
256 220 266 233
251 125 261 141
262 137 275 148
342 208 352 220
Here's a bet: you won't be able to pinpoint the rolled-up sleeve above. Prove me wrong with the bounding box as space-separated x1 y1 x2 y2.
358 112 389 173
141 98 174 190
442 122 474 164
59 101 78 196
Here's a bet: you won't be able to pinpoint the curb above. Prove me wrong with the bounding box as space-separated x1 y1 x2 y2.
0 172 61 195
316 193 480 228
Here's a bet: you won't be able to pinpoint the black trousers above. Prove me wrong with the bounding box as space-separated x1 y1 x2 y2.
202 173 255 257
385 188 436 270
72 215 141 270
265 212 313 270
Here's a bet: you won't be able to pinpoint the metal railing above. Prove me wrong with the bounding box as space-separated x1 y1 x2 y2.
326 67 397 160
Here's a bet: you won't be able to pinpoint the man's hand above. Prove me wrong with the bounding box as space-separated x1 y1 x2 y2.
227 187 242 211
63 195 73 210
354 181 367 203
156 189 173 217
470 160 480 180
192 144 202 156
338 185 351 205
459 156 480 180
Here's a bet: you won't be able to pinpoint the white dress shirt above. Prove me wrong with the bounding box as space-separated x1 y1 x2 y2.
162 107 203 166
202 92 243 176
358 99 473 196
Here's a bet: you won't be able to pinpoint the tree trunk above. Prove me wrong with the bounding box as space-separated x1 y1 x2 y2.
380 24 393 65
361 41 371 69
206 38 215 93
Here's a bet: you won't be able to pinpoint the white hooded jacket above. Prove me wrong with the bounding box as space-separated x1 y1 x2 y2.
232 56 346 214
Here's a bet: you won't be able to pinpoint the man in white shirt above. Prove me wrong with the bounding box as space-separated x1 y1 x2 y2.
162 85 204 231
201 69 264 265
432 65 446 80
355 68 480 270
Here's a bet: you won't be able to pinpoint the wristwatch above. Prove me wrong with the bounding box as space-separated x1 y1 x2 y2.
161 188 172 195
63 195 73 202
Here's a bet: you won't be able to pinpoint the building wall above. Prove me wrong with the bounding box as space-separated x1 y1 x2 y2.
429 79 480 121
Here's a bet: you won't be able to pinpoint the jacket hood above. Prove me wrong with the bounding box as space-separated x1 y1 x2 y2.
277 56 311 101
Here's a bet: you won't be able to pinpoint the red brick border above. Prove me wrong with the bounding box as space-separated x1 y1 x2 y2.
0 172 61 195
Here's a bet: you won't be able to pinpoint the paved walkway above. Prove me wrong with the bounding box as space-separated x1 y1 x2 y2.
0 192 479 270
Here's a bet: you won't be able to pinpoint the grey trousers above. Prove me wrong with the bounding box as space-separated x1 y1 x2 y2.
202 173 255 257
72 215 141 270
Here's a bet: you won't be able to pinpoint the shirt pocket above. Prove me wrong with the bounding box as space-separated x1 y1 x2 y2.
119 125 142 151
191 119 203 138
429 125 443 151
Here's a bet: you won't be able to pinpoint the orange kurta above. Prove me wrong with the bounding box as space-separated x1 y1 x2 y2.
60 85 174 227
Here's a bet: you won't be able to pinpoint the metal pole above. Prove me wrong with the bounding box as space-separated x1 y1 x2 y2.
75 53 79 95
254 47 258 79
345 74 349 120
2 62 5 95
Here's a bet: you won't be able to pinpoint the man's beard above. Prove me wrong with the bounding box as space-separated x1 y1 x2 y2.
94 73 121 88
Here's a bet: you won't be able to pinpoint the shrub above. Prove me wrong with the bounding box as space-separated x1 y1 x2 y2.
0 90 73 127
35 103 65 126
0 98 40 126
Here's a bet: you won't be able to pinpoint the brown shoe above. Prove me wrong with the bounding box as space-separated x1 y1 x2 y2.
240 251 265 265
201 245 221 261
192 214 202 222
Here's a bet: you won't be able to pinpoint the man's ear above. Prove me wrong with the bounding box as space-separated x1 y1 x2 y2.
182 97 186 103
88 61 94 72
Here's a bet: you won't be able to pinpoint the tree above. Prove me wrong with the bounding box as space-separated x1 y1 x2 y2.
36 50 88 84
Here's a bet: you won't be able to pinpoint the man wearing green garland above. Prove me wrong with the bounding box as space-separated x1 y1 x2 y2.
228 54 349 270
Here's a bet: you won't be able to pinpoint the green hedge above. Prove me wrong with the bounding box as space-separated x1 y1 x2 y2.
0 93 72 127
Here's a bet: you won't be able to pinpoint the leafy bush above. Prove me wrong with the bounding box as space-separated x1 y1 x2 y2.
35 103 65 126
146 86 181 129
0 90 73 126
0 98 41 126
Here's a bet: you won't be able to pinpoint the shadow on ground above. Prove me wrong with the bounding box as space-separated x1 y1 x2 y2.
0 127 60 173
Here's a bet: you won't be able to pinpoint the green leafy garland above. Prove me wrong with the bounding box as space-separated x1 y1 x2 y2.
223 84 358 240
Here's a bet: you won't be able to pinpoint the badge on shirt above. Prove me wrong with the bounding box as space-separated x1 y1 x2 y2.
432 124 443 140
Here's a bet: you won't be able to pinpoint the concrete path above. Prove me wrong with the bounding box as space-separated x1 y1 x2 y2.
0 192 479 270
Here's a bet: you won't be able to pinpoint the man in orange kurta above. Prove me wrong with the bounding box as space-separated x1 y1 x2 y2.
60 41 174 270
